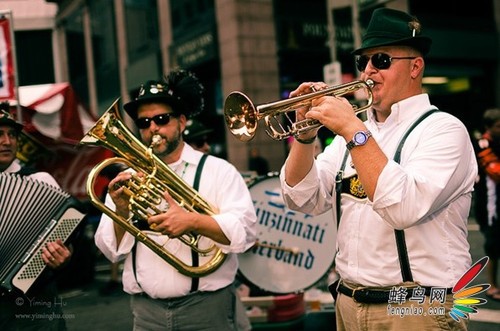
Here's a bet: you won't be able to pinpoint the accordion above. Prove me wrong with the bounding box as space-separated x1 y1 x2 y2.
0 173 85 295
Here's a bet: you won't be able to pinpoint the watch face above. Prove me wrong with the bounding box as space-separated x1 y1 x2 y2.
354 132 368 145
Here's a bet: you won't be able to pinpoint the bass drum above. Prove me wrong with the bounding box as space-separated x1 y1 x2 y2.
239 173 337 294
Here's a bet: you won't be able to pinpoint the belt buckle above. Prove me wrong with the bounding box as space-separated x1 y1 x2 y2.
351 288 359 303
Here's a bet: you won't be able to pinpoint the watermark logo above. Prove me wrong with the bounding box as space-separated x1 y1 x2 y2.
449 256 490 322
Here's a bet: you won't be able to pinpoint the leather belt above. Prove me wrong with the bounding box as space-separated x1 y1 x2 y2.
335 282 453 304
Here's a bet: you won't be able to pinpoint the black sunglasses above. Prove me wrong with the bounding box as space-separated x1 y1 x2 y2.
135 113 173 129
356 53 417 72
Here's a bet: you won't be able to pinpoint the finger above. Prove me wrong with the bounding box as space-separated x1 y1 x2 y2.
41 248 57 265
290 82 314 97
41 251 51 264
45 242 60 260
109 179 123 192
163 190 177 206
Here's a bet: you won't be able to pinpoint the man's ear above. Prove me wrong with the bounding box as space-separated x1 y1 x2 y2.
411 57 424 79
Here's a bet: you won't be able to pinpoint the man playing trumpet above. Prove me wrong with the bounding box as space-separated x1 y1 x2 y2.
280 8 477 331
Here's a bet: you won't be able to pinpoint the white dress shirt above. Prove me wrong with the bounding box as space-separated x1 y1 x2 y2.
5 159 60 187
95 143 257 298
280 94 478 288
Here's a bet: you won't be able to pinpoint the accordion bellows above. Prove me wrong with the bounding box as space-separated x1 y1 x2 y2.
0 173 85 295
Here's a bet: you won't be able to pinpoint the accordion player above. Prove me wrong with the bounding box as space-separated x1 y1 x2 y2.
0 172 86 296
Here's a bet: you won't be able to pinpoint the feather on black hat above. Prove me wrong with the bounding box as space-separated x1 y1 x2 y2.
123 69 205 119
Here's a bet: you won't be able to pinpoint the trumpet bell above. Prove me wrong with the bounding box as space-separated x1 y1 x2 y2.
224 91 258 142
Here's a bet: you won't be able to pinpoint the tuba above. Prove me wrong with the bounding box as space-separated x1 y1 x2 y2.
79 99 226 277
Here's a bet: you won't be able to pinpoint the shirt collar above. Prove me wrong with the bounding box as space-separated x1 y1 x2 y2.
367 93 432 127
3 158 21 174
170 142 205 168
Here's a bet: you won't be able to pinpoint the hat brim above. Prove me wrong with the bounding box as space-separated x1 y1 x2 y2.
352 36 432 55
0 118 23 131
184 128 213 141
123 95 177 119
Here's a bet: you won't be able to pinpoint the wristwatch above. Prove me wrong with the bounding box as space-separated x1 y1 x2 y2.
346 130 372 150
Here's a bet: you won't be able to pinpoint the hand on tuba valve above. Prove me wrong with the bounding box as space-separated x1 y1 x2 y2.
224 79 374 141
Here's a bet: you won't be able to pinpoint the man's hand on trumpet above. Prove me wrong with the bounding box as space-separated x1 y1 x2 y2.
289 81 364 138
289 82 327 139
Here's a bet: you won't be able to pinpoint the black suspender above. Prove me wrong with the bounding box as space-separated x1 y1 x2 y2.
189 153 208 292
335 109 439 282
392 109 439 281
335 151 350 228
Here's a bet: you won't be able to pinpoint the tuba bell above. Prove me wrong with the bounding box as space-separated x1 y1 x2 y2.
79 98 226 277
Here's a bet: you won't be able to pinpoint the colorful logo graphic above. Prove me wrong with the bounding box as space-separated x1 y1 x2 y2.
450 256 490 322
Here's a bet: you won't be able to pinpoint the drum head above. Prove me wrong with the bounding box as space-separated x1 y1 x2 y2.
239 173 336 294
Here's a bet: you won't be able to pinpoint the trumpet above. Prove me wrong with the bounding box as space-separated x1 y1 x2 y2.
224 79 374 141
79 99 226 277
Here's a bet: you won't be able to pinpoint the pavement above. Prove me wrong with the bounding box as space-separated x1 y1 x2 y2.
56 218 500 331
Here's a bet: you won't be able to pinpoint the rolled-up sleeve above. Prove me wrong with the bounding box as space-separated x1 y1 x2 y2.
280 139 342 216
201 160 257 254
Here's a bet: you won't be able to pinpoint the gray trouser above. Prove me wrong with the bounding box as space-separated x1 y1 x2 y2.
131 285 237 331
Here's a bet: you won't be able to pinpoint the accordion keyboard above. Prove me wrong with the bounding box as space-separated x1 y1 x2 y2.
0 173 85 294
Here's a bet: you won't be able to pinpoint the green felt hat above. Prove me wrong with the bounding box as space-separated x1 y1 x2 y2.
352 8 432 55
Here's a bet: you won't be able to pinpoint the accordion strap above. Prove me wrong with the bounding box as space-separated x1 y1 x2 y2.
16 166 37 177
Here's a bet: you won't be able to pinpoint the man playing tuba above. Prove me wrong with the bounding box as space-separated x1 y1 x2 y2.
94 69 257 330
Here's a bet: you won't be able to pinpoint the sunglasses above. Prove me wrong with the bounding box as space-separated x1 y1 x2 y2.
135 113 173 129
356 53 417 72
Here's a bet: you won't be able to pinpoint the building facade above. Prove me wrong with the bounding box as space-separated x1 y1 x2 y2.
7 0 500 172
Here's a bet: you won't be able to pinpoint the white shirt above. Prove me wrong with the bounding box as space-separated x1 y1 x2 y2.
5 159 60 187
95 143 257 298
280 94 478 287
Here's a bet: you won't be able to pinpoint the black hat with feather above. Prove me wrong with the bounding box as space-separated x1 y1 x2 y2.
123 69 205 119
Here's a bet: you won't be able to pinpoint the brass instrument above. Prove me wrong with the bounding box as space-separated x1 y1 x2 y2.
224 79 374 142
79 99 226 277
